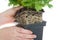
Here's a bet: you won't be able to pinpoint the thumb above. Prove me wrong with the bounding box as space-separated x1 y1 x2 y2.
2 6 23 17
12 6 23 12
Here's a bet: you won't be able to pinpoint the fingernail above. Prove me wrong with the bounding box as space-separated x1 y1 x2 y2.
34 35 37 38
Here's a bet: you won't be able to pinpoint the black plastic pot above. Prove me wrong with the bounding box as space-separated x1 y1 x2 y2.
17 21 46 40
23 21 46 40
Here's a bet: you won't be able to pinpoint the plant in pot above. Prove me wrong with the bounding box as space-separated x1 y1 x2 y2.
8 0 53 40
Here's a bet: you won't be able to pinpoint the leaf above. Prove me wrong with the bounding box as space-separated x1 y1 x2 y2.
35 3 42 11
8 0 53 11
48 4 53 8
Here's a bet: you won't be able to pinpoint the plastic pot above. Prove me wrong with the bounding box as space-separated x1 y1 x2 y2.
20 21 46 40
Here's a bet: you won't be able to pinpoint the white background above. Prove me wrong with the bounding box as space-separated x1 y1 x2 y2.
0 0 60 40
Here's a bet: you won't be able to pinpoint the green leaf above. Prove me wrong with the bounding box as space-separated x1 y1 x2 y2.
8 0 53 11
48 4 53 8
35 2 42 11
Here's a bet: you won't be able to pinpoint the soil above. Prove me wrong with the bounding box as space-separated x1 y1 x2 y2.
14 7 44 26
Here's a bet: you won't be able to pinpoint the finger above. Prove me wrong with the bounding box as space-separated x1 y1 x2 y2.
16 38 34 40
2 6 23 17
11 6 23 16
9 17 15 22
12 6 23 11
16 33 36 39
15 27 33 34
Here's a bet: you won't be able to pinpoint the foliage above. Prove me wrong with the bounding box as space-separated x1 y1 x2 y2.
9 0 53 11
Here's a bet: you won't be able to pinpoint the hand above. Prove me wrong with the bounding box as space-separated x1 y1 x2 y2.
0 7 22 25
0 6 36 40
0 27 36 40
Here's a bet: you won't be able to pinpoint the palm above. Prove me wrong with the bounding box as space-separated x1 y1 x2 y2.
0 14 14 25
